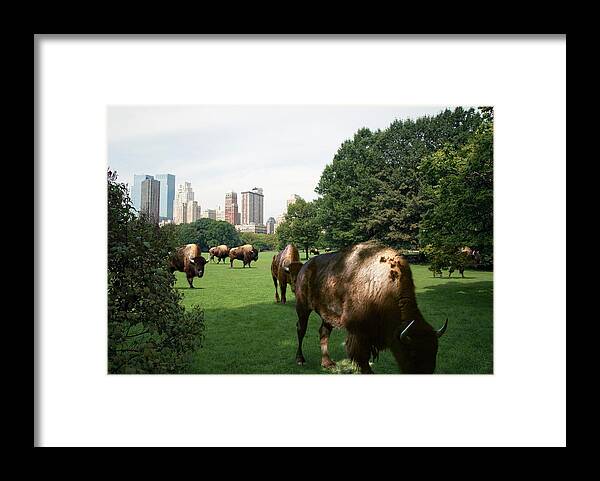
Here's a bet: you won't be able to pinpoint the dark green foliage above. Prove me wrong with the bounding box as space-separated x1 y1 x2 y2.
315 107 486 250
275 198 321 259
420 115 493 265
178 218 241 251
107 170 205 374
239 232 278 251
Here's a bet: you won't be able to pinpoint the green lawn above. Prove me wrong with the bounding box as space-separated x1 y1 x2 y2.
176 251 493 374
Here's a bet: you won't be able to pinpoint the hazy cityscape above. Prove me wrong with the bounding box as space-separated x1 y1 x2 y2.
131 173 296 235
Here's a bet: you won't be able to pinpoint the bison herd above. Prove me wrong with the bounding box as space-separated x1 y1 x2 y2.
168 241 457 374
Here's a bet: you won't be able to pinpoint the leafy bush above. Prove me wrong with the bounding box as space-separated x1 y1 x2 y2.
108 170 205 374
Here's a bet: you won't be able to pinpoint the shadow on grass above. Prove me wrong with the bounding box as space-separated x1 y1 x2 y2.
189 279 493 375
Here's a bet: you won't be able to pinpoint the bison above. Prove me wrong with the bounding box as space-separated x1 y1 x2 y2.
309 248 320 256
292 242 448 374
271 244 304 304
168 243 207 288
229 244 259 268
209 244 230 264
448 247 482 278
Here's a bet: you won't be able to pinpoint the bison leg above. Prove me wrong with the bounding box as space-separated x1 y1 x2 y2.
345 333 373 374
280 279 287 304
230 259 234 268
273 276 280 303
460 268 465 278
319 321 336 368
187 275 195 288
295 307 311 365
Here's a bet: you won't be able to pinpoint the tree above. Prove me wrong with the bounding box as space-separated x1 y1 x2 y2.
420 112 494 266
178 218 241 251
315 108 485 249
108 170 205 373
277 198 321 259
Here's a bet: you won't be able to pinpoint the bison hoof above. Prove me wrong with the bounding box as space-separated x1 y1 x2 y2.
296 356 306 365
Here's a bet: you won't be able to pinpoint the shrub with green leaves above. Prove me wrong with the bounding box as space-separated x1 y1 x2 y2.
107 170 205 373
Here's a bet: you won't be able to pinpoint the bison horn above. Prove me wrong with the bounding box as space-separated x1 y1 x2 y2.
189 257 195 264
399 320 416 342
436 318 448 338
284 266 290 273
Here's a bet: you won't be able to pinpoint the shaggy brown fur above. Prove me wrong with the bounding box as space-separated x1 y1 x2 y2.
271 244 303 304
168 243 207 288
229 244 259 268
293 241 447 373
209 244 230 264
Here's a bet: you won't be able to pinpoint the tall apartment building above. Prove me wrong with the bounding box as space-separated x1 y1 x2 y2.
241 187 264 225
266 217 276 234
174 182 195 224
132 174 154 213
155 174 175 221
186 201 200 224
225 191 239 225
140 178 161 223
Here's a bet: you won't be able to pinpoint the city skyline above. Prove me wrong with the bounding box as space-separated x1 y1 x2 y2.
108 105 459 219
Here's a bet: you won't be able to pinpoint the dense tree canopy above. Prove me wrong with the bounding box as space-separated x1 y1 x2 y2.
312 107 492 266
178 218 241 251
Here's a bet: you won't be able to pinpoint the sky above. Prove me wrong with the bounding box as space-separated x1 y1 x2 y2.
107 105 457 220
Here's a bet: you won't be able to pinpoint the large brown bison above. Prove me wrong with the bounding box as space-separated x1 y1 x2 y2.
292 242 448 374
168 244 207 288
271 244 304 304
229 244 259 268
209 244 230 264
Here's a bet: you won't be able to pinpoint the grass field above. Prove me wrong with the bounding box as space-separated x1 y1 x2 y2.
176 251 493 374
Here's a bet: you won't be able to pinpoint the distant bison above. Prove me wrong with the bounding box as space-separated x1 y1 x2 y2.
168 243 207 288
448 247 482 278
293 242 448 374
271 244 304 304
209 244 230 264
309 248 320 256
229 244 259 268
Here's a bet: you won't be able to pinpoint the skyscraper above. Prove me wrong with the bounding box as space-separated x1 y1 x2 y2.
155 174 175 221
174 182 195 224
266 217 276 234
132 174 154 213
140 178 160 223
186 200 200 224
225 191 239 225
241 187 264 225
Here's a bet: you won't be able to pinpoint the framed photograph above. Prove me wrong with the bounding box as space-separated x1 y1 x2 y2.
35 35 566 447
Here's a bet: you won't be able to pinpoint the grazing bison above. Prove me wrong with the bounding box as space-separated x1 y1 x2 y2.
271 244 304 304
229 244 259 268
448 247 482 278
209 244 230 264
293 242 448 374
168 243 207 288
309 248 320 256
